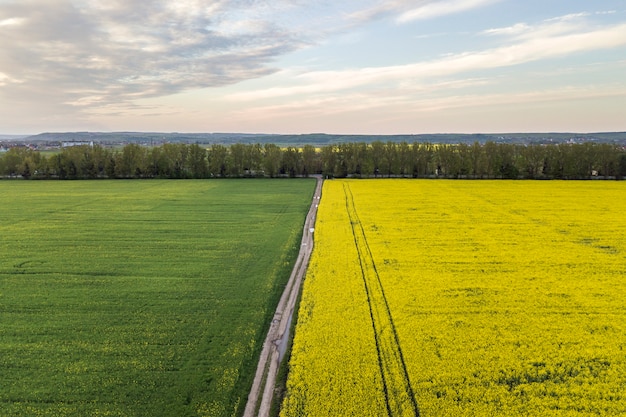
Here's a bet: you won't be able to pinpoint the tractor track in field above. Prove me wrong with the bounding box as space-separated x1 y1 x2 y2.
244 176 323 417
343 183 420 417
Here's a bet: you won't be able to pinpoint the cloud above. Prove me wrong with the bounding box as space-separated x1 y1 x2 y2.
482 14 584 40
348 0 499 24
482 10 623 40
230 20 626 102
224 80 626 134
397 0 500 23
0 0 307 111
0 0 505 112
1 0 625 134
482 23 531 37
0 72 21 87
0 17 25 26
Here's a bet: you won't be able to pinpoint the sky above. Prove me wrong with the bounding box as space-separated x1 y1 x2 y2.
1 0 626 135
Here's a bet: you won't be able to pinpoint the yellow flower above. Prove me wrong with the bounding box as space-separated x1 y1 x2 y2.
282 180 626 416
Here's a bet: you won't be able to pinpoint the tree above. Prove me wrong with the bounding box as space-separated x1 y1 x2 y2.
455 143 472 177
20 155 35 179
229 143 246 176
579 143 598 178
619 153 626 179
147 146 169 178
282 147 301 177
301 145 318 176
2 147 29 177
245 143 264 175
519 144 546 179
468 141 486 178
483 141 500 178
89 145 109 178
116 143 146 178
337 143 355 177
434 144 455 177
47 152 70 179
32 152 51 178
320 145 337 177
596 143 619 177
160 143 189 178
497 143 520 179
1 140 624 181
105 154 116 178
263 143 282 177
382 141 399 177
208 144 228 177
370 141 385 177
188 144 208 178
397 141 411 177
411 143 434 177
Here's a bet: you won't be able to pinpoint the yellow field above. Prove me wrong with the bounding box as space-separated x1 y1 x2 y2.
281 180 626 417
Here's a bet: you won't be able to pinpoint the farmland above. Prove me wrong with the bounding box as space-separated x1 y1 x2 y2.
282 179 626 416
0 179 315 417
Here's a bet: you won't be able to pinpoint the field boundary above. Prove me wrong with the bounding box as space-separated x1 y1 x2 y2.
343 183 420 417
244 176 323 417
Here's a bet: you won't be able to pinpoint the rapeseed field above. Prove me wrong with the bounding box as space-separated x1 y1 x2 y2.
282 179 626 416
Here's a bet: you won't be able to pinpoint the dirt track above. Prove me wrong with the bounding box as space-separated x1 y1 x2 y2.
243 176 323 417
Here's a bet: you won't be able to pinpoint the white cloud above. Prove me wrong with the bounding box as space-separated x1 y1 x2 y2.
1 1 625 133
482 23 531 36
346 0 499 24
545 12 590 22
224 81 626 134
230 21 626 102
0 71 23 86
0 17 25 26
0 0 504 113
482 10 623 41
0 0 309 109
397 0 499 23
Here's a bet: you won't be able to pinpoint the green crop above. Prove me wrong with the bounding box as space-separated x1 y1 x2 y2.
0 179 315 417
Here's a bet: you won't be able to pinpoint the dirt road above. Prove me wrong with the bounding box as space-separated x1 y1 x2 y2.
243 176 323 417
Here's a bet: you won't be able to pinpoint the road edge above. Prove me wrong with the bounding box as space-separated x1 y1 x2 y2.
243 176 323 417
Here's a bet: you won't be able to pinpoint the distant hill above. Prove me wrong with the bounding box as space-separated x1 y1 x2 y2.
0 134 29 140
14 131 626 146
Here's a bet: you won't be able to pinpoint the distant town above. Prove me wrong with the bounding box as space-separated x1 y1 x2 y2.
2 131 626 152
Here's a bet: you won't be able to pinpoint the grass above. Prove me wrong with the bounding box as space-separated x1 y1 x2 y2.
0 179 315 417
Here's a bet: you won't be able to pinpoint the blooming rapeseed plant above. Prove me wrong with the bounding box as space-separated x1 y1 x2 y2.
282 179 626 416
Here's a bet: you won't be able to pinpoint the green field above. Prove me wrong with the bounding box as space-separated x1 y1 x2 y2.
0 179 315 417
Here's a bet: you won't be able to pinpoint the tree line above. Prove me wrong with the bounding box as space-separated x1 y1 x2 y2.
1 141 626 180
